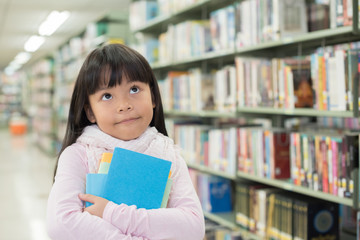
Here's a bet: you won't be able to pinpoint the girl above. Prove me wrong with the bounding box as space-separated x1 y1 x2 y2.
46 43 205 240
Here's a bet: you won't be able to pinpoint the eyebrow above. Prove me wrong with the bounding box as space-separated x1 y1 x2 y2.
96 80 145 92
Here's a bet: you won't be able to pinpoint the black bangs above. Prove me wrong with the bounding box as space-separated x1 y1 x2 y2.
84 44 153 95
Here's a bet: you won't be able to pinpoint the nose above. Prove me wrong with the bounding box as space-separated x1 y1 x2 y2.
117 98 132 112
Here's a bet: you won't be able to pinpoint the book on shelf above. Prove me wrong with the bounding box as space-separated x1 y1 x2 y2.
235 181 341 239
196 173 232 214
310 46 355 111
174 20 212 61
173 123 237 176
248 184 268 234
235 0 307 47
85 147 172 209
267 192 339 240
200 71 215 111
235 42 360 111
256 188 283 238
237 126 291 179
283 57 314 109
340 205 357 236
235 183 250 230
214 65 237 112
208 127 237 176
277 0 308 37
333 0 354 27
210 5 235 52
290 130 358 198
294 197 339 240
347 48 360 112
357 211 360 240
264 130 291 179
129 0 158 31
307 3 330 32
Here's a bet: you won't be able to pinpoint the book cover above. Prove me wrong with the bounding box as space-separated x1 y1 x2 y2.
307 3 330 32
344 134 359 198
208 176 232 213
265 131 290 179
298 198 339 239
235 183 250 230
340 205 357 236
346 48 359 111
283 57 314 109
278 0 308 37
248 185 266 233
160 178 172 208
85 173 107 207
255 188 282 238
102 147 172 210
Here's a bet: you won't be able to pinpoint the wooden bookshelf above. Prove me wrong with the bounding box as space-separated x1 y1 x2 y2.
237 171 353 207
187 162 236 180
130 0 360 238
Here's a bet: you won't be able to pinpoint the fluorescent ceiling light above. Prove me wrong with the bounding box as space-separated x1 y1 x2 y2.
38 11 70 36
9 60 22 69
4 67 15 75
24 35 45 52
14 52 31 64
5 62 21 75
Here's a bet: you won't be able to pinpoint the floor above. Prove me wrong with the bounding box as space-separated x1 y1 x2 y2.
0 129 54 240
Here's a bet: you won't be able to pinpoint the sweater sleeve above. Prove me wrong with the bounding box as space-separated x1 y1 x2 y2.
46 144 147 240
102 148 205 240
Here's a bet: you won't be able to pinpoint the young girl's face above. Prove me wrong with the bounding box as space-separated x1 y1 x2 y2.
85 77 155 141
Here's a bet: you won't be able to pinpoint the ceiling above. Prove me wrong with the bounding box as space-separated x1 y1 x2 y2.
0 0 130 72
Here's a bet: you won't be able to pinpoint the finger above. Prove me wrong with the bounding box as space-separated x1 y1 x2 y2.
78 193 96 203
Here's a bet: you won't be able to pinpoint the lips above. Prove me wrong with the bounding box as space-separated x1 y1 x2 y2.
117 117 140 124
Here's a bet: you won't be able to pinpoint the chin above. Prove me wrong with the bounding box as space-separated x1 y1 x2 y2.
114 132 142 141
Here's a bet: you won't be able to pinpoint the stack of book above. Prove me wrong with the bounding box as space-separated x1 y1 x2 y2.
85 147 172 209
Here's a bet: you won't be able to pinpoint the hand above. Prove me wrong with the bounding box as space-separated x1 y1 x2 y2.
78 193 109 218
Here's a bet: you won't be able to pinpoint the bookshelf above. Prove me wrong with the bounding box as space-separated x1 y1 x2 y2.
237 171 353 207
0 72 24 127
187 162 237 180
130 0 360 239
131 0 235 33
28 57 56 155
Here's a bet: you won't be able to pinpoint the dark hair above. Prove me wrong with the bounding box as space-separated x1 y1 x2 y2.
53 43 167 181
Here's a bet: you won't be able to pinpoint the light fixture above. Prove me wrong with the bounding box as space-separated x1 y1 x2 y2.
3 52 31 75
4 61 21 75
14 52 31 64
24 35 45 52
38 11 70 36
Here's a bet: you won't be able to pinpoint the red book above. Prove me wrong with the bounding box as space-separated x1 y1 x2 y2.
271 132 290 179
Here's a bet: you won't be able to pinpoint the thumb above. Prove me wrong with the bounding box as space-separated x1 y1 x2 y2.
78 193 96 203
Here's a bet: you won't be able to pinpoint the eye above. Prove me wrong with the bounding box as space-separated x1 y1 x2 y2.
102 93 113 101
130 86 140 94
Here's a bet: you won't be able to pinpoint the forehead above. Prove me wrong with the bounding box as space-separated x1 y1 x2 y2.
98 75 142 90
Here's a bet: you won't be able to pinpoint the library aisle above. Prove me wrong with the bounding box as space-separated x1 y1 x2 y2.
0 128 53 240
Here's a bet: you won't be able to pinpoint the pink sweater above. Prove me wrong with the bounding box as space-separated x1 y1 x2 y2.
46 125 205 240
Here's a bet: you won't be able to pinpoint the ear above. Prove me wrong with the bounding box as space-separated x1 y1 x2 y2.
84 105 96 123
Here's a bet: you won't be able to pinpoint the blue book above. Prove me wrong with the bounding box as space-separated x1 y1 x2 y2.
97 147 171 209
85 173 107 207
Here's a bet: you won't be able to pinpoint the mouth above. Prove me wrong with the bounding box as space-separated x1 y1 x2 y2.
117 117 140 124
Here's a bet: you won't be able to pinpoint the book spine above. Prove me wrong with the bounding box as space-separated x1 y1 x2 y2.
321 138 329 193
